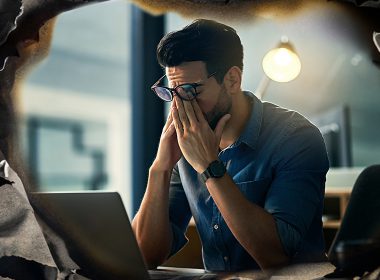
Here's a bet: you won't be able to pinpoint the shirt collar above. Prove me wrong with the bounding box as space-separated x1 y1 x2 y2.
233 91 263 150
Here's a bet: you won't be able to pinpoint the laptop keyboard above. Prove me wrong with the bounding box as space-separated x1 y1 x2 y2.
149 269 218 280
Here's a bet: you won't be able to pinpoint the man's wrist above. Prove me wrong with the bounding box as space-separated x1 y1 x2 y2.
199 156 219 173
148 163 173 184
200 159 226 184
150 161 174 174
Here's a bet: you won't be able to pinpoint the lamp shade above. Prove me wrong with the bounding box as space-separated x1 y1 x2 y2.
262 40 301 83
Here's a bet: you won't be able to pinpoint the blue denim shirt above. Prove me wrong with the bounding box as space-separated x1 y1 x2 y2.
168 91 329 271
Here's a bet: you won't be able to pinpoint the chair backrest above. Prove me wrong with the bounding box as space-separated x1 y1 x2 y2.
327 165 380 276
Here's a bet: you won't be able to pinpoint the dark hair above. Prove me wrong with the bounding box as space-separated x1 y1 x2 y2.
157 19 243 84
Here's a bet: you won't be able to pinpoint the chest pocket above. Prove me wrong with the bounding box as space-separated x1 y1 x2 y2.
236 178 271 206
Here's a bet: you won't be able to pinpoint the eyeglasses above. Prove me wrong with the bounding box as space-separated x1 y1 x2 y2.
151 72 216 102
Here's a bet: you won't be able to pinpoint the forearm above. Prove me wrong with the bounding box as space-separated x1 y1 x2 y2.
132 166 173 268
206 174 289 270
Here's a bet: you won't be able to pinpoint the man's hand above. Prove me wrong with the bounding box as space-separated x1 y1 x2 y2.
152 102 182 172
172 96 230 173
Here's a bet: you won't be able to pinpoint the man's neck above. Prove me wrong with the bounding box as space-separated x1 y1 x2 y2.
220 91 252 150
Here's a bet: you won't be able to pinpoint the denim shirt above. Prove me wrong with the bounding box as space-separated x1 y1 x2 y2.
168 91 329 272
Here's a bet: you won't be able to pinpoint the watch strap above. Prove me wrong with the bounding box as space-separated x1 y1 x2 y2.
200 169 211 184
200 160 226 184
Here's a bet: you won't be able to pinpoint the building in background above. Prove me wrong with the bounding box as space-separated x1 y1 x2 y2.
18 0 133 215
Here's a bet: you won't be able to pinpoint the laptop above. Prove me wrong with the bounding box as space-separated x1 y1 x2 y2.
31 191 215 280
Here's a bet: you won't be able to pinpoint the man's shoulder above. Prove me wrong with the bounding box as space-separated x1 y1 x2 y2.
261 102 317 135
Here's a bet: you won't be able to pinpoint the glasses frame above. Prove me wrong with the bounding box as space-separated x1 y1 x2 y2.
151 72 217 102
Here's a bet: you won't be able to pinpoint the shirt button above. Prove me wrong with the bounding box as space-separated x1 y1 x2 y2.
213 224 219 230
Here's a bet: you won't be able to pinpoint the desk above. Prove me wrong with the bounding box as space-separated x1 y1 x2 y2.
323 167 363 229
323 187 351 229
323 168 363 250
153 262 336 279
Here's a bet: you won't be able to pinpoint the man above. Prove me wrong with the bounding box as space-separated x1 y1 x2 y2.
132 19 329 272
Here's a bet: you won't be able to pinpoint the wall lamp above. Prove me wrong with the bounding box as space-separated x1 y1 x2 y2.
255 36 301 100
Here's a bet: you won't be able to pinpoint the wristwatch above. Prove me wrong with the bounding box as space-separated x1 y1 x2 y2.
200 160 226 183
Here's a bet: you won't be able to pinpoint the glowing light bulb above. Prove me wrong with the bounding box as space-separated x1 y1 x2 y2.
262 46 301 83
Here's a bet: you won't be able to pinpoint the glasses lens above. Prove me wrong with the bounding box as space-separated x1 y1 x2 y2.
177 84 196 101
154 87 172 102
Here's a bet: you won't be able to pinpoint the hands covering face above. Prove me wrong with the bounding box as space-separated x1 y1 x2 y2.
172 96 230 174
153 103 182 172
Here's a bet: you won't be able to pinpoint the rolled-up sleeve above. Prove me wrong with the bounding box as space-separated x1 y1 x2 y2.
264 125 329 256
168 164 192 257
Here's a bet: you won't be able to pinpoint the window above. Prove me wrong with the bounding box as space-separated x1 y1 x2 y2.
19 0 133 214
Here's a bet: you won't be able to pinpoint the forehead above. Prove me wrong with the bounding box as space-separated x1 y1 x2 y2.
165 61 208 85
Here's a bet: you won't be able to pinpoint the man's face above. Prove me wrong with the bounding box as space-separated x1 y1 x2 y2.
166 61 232 129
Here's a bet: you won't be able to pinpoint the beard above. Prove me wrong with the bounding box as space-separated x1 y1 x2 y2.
205 84 232 130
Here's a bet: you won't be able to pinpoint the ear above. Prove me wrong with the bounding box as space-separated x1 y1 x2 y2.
223 66 242 95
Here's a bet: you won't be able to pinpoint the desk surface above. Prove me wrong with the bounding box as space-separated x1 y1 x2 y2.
154 262 336 279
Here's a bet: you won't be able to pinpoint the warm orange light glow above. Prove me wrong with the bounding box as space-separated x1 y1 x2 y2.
262 46 301 83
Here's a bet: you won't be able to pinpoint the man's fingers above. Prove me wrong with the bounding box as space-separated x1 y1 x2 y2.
214 114 231 141
172 106 184 137
182 99 198 125
165 122 176 137
163 110 174 132
191 99 206 123
175 97 190 128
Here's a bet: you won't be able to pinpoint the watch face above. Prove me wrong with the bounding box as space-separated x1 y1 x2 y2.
209 160 226 178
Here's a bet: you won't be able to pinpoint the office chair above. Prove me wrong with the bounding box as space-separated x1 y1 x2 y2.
326 165 380 278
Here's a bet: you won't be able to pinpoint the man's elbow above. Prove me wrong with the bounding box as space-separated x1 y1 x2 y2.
140 249 169 270
135 236 171 270
256 247 290 271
